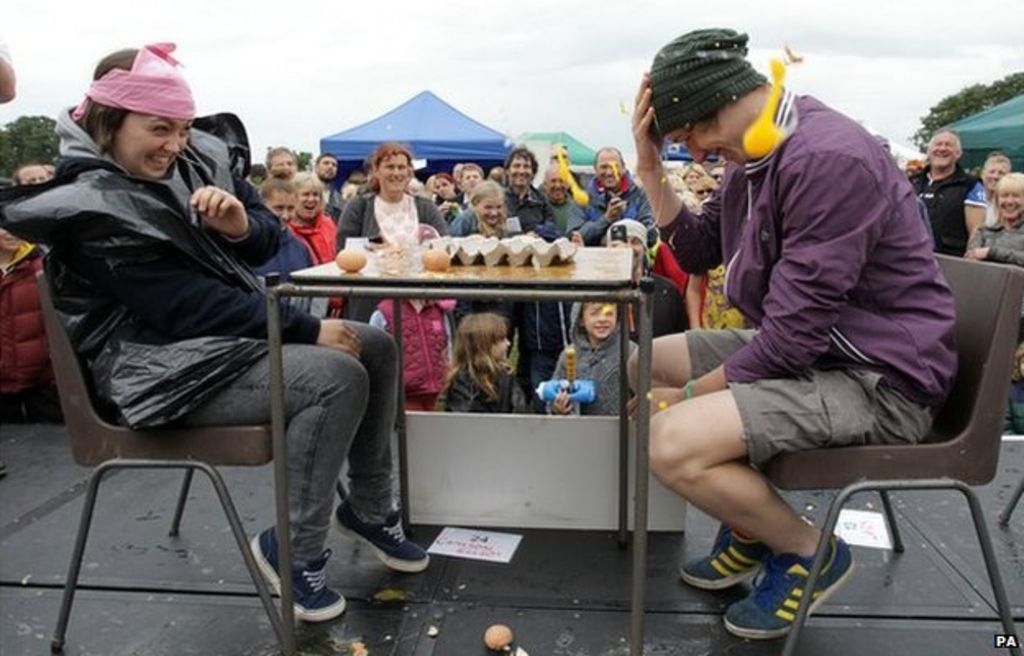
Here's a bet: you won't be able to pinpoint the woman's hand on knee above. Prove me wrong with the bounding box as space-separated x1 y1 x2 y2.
316 319 362 357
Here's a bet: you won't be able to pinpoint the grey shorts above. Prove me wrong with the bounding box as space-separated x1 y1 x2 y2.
687 329 934 468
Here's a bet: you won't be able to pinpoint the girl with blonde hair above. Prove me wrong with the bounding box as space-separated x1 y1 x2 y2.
449 180 507 238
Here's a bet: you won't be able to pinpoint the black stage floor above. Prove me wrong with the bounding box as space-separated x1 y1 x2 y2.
1 424 1021 655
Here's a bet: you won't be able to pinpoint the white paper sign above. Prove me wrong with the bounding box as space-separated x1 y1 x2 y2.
834 509 892 550
427 527 523 563
506 216 523 235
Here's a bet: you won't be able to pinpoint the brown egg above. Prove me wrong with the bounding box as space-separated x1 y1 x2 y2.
421 248 451 272
483 624 514 651
335 249 367 273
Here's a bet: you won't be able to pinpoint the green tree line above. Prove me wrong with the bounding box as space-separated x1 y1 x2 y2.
913 71 1023 149
0 115 59 178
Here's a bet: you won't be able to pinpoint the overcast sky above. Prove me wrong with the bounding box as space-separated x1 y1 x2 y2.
3 0 1021 164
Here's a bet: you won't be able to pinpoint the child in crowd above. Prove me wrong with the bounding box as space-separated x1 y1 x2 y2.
370 298 455 411
450 181 517 327
606 218 689 337
255 179 326 316
1006 342 1024 435
0 227 61 424
456 163 484 208
255 178 314 280
440 313 528 413
548 302 636 416
449 181 507 238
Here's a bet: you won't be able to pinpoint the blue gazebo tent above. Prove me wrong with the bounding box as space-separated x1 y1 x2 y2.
319 91 511 178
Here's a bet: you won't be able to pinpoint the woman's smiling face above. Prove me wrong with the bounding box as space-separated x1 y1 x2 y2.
110 113 191 179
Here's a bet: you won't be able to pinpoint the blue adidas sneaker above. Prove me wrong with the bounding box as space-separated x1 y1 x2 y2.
249 528 346 623
724 537 854 640
333 502 429 573
680 524 771 590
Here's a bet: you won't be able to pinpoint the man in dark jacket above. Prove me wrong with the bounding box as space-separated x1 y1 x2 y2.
912 130 977 256
503 146 559 241
315 153 346 222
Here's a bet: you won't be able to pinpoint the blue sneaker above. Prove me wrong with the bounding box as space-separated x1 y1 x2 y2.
249 528 347 623
724 537 854 640
680 524 771 590
333 503 429 573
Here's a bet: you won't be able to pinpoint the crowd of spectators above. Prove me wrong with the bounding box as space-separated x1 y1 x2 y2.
1 73 1021 426
4 128 1022 422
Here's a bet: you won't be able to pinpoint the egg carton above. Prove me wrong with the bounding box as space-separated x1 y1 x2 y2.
426 236 577 268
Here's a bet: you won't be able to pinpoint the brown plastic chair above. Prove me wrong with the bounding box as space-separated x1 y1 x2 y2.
37 275 291 654
764 255 1023 656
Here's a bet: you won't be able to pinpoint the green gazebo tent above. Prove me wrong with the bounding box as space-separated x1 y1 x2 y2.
947 94 1024 171
517 131 598 166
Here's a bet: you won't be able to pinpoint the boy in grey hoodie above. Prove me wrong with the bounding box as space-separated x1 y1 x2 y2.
547 302 637 416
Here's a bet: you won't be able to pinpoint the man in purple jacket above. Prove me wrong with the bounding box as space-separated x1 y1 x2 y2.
628 29 957 640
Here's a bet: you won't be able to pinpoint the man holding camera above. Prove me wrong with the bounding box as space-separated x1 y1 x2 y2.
578 147 654 246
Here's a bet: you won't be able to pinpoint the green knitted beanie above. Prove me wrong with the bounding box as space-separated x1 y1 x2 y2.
649 29 766 138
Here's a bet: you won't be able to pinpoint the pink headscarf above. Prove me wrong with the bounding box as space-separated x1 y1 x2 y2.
72 43 195 121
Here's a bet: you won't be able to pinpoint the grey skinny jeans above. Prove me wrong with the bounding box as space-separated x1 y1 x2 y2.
182 322 398 566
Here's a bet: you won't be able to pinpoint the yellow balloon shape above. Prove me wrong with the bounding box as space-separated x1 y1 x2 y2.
742 58 787 159
555 145 589 206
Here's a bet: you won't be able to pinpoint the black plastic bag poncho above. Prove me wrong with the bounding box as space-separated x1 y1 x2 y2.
0 115 271 428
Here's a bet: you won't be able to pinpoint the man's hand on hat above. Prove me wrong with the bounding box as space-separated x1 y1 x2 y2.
191 186 249 239
632 73 662 174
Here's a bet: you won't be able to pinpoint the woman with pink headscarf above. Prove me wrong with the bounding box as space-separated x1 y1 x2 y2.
0 44 427 624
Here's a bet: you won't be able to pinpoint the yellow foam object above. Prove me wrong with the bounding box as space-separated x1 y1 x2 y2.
555 146 589 206
565 344 577 382
742 58 786 159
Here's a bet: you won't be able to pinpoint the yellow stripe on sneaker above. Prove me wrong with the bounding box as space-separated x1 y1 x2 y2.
727 546 758 566
711 559 734 577
792 588 803 598
783 598 800 610
775 609 795 622
788 563 810 577
718 552 743 571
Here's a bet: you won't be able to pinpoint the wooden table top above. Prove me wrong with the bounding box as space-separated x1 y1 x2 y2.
289 246 636 289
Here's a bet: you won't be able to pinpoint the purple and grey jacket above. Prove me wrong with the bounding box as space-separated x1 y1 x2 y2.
663 93 957 408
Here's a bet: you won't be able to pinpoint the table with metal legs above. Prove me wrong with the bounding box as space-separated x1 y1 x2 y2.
265 248 655 656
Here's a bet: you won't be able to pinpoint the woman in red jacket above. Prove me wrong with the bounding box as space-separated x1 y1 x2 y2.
0 228 62 423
